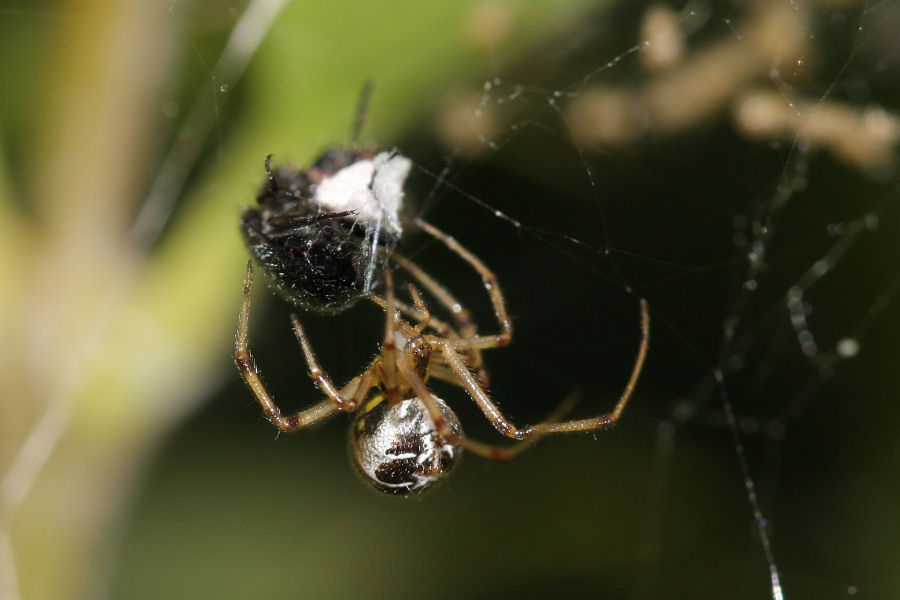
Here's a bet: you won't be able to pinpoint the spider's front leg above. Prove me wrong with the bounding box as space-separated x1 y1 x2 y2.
413 218 513 350
235 261 342 431
289 314 377 412
425 298 650 440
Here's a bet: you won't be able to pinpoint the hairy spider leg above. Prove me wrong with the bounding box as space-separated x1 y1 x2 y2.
288 314 379 413
368 293 461 350
235 262 340 430
392 254 489 383
235 261 379 431
527 299 650 434
369 283 471 386
387 221 652 441
421 298 650 441
377 267 403 404
400 284 466 384
405 283 433 334
389 316 580 461
412 218 513 351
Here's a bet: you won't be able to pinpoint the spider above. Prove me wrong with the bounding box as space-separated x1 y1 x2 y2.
235 217 651 495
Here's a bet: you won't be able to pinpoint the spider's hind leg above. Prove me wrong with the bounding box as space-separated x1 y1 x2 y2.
234 261 341 431
453 391 583 461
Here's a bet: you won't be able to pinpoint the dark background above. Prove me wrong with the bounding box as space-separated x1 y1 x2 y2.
0 1 896 599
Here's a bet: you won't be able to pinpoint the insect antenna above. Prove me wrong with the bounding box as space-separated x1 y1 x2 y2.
351 80 375 147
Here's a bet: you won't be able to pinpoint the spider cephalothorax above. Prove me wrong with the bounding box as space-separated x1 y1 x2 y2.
241 148 411 314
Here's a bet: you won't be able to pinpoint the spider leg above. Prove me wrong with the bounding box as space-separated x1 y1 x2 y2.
406 284 432 334
451 391 582 461
393 349 464 441
426 298 650 439
393 254 475 334
289 314 377 412
528 298 650 434
414 217 512 350
394 349 579 460
427 336 530 439
369 293 462 340
424 363 463 386
234 261 340 431
392 254 488 381
378 268 402 403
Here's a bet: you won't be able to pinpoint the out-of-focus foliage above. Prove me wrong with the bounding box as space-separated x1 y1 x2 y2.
0 1 596 598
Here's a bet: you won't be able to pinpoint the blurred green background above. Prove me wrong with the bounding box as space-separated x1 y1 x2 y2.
0 1 897 599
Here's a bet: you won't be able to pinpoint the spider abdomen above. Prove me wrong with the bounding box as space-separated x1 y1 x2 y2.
350 395 462 495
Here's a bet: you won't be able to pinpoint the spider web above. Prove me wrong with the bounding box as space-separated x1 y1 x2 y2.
424 3 899 598
0 1 897 599
419 3 899 598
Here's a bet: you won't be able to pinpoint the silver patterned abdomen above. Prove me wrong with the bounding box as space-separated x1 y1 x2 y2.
350 395 463 495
